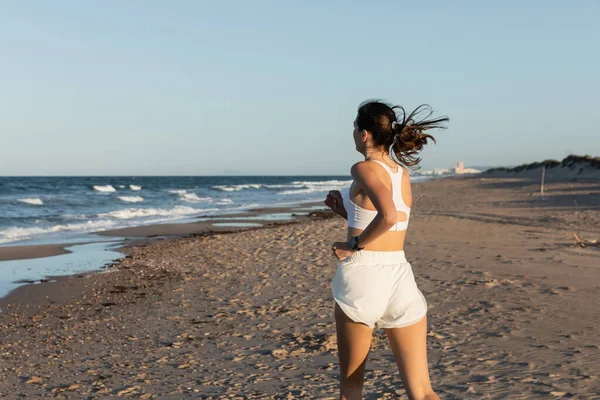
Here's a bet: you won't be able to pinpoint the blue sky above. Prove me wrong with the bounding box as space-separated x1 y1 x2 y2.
1 1 598 176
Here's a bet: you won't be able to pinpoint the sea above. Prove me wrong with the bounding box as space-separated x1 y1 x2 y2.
0 175 433 302
0 175 436 246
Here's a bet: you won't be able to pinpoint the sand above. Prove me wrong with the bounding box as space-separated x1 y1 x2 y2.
0 243 72 262
0 175 598 399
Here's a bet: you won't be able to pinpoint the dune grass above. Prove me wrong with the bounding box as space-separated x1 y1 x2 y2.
486 155 600 173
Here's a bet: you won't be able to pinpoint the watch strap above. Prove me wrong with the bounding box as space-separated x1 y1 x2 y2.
351 236 365 251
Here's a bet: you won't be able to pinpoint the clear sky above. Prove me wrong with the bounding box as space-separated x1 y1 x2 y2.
1 1 598 176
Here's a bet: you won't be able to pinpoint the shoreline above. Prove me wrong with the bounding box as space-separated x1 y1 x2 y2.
0 200 333 310
0 201 328 262
0 243 72 262
0 213 338 317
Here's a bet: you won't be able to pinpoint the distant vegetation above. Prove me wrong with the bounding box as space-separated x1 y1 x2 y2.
486 155 600 173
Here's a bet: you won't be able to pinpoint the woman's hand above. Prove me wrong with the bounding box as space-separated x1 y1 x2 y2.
324 190 347 219
331 241 355 260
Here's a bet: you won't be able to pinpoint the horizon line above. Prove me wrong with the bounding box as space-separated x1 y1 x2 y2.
0 174 355 178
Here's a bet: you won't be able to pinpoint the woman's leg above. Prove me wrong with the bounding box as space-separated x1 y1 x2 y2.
334 302 374 400
384 316 439 400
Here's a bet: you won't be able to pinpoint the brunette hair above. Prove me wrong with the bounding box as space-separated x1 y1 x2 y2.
356 100 449 169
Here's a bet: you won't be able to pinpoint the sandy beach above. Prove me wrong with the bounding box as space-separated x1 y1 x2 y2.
0 175 598 399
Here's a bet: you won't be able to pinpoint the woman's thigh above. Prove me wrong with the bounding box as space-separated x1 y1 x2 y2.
384 316 435 398
334 302 374 387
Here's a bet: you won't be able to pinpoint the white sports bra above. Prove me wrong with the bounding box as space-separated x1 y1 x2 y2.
342 160 411 231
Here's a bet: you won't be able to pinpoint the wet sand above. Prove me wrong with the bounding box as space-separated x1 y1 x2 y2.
0 243 72 262
0 175 598 398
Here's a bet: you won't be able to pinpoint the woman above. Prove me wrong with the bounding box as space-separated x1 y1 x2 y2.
324 100 448 400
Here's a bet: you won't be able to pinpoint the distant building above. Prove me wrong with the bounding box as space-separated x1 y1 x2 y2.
454 161 481 175
415 162 481 176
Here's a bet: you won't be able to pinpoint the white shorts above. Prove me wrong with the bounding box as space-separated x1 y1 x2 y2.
332 250 427 329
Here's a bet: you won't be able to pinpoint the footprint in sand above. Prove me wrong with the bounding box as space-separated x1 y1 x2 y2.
543 286 570 295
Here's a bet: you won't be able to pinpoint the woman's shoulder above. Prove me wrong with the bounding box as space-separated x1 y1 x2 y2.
398 166 412 189
350 161 371 177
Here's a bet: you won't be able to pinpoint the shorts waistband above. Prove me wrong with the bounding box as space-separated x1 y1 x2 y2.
346 250 407 265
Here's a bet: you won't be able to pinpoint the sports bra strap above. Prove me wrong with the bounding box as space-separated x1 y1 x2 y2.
371 159 401 175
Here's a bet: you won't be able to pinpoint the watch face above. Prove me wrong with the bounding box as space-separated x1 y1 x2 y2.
350 237 357 249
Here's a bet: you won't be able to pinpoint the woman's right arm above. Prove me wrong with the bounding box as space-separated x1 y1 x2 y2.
324 190 347 219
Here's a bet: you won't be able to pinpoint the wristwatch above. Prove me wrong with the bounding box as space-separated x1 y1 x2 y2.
349 236 365 251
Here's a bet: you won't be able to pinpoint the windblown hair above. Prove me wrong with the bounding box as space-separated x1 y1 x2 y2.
356 100 449 169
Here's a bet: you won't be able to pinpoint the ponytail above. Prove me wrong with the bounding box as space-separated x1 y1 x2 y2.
356 100 449 169
389 105 448 169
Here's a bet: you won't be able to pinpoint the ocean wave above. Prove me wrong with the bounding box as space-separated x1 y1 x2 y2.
118 196 144 203
99 206 217 220
0 204 219 244
213 180 351 193
291 179 352 187
180 193 212 203
0 219 118 244
118 185 125 188
262 183 304 189
215 198 233 205
93 185 116 193
64 214 90 220
129 185 142 191
279 179 352 195
18 198 44 206
212 184 263 192
279 188 324 195
168 189 212 203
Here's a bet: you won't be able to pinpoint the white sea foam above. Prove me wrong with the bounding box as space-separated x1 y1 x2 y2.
19 198 44 206
0 220 118 244
279 179 352 195
262 183 304 189
213 186 236 192
213 183 263 192
93 185 116 193
64 214 89 220
291 179 352 187
213 180 351 193
279 188 323 195
118 185 125 188
129 185 142 191
180 193 212 203
168 189 212 203
99 206 217 220
0 204 221 244
118 196 144 203
215 198 233 205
